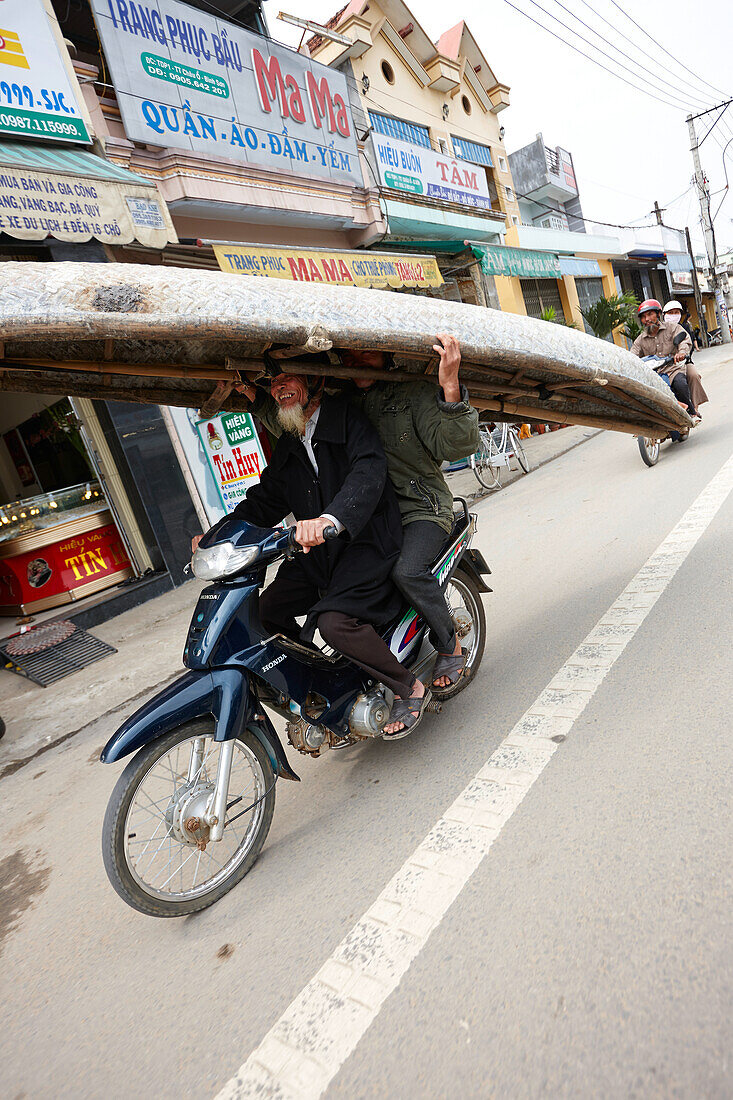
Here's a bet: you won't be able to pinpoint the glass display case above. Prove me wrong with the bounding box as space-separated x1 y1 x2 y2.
0 481 133 616
0 482 106 542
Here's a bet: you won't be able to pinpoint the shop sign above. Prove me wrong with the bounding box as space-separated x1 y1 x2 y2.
475 243 562 279
672 271 693 287
0 0 89 143
90 0 360 186
0 163 175 246
212 243 443 289
371 131 492 211
195 410 266 513
0 522 131 607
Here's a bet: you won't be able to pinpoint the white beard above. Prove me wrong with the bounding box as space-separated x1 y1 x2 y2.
276 402 307 437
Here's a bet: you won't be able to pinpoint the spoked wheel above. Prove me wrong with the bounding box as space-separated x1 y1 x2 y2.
102 719 275 917
508 428 531 473
433 568 486 701
638 436 661 467
471 433 502 491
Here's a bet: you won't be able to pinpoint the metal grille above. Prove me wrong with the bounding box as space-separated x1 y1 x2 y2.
368 110 431 149
0 620 117 687
576 276 605 334
520 278 564 319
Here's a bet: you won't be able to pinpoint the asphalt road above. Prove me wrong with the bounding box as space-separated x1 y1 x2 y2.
2 366 732 1100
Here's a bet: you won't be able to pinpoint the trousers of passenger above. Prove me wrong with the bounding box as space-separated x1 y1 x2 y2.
669 372 696 414
392 520 456 654
259 573 414 699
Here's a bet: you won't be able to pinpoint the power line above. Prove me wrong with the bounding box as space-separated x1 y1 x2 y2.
499 0 701 113
607 0 732 104
575 0 718 112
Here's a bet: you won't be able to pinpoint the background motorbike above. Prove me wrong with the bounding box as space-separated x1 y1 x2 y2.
100 502 490 917
637 332 696 467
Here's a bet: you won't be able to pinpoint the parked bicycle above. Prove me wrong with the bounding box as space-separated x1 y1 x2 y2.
471 421 530 490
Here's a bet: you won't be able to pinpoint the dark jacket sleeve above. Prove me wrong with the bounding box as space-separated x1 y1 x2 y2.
322 406 388 538
410 382 480 463
230 455 289 528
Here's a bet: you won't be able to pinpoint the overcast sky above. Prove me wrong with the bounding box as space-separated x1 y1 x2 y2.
271 0 733 256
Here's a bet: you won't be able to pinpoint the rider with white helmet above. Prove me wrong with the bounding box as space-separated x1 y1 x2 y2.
631 299 700 423
662 300 709 417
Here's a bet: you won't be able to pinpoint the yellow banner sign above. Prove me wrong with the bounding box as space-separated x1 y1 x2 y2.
212 244 443 289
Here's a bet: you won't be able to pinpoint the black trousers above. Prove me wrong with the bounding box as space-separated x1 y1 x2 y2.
392 520 456 653
669 372 696 414
259 566 415 698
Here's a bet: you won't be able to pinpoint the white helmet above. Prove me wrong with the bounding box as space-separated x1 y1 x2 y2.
663 300 683 314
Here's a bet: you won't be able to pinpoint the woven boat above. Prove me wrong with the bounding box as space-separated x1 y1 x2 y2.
0 262 689 436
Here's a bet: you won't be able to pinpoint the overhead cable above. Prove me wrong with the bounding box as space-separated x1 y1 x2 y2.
607 0 732 103
547 0 716 114
499 0 702 113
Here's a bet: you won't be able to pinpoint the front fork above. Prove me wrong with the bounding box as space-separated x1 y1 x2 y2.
187 737 235 844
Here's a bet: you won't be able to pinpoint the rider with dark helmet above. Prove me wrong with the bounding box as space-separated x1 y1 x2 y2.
631 299 699 424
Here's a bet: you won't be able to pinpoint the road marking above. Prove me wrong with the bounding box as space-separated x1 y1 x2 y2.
216 452 733 1100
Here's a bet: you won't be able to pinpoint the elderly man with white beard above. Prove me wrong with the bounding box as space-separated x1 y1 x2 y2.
193 371 432 734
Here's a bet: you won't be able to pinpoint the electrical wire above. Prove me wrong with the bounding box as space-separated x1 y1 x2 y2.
575 0 718 112
498 0 702 113
607 0 732 104
545 0 716 115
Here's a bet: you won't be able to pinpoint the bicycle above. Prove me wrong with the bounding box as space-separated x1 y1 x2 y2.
470 421 530 491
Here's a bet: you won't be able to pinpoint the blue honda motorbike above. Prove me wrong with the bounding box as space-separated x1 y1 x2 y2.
101 501 490 916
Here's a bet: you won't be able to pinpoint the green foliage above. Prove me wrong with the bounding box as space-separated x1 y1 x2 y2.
623 315 643 343
580 292 639 340
540 305 577 329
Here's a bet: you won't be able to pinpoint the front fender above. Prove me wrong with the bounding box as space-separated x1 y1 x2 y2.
100 668 299 781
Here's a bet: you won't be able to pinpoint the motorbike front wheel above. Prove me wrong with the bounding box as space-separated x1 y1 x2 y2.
102 719 275 917
638 436 661 467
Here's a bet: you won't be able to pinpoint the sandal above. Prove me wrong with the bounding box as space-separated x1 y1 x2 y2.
382 688 432 740
432 648 467 689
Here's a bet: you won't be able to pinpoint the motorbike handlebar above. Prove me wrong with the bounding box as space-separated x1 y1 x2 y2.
286 522 341 553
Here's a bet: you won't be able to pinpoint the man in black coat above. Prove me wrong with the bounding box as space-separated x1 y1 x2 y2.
222 371 423 704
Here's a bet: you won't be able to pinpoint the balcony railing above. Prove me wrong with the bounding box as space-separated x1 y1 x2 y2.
545 147 560 175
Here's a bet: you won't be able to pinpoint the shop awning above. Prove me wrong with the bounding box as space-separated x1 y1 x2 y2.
383 198 504 243
210 242 443 289
558 257 602 277
0 142 177 249
470 242 562 279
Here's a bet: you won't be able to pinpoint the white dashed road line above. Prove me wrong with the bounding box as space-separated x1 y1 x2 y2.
216 451 733 1100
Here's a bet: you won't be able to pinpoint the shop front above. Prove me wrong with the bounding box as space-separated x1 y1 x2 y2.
0 396 135 619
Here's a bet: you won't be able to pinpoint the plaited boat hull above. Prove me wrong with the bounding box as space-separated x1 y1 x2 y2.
0 262 690 436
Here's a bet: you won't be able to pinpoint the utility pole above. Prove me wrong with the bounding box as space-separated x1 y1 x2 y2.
687 108 731 343
685 225 708 348
653 200 664 225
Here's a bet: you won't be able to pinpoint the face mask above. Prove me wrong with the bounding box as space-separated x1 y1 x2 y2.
666 313 681 323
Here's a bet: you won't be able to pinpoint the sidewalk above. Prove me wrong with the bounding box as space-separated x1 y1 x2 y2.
1 346 729 777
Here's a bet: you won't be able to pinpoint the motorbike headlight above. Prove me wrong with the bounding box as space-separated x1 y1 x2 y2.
192 541 259 580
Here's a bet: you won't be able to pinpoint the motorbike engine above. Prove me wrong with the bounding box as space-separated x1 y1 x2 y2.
349 689 390 737
286 718 328 756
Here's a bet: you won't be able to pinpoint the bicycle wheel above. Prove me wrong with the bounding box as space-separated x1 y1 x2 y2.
471 428 502 491
508 428 531 473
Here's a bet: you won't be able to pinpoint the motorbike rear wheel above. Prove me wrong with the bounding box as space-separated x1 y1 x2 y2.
102 719 275 917
433 568 486 701
638 436 661 466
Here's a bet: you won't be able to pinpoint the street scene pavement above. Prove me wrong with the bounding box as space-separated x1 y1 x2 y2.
2 349 731 1099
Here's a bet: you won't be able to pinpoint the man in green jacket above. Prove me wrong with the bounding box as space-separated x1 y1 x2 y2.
237 335 479 733
341 336 479 730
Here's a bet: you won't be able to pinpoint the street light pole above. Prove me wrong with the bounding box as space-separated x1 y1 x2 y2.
687 110 731 343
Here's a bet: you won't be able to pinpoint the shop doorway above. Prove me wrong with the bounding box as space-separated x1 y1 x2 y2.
0 394 134 622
